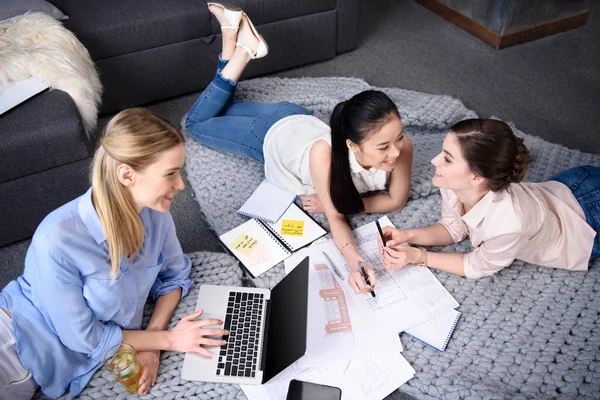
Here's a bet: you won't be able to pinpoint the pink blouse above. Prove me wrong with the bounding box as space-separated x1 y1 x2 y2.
438 182 596 279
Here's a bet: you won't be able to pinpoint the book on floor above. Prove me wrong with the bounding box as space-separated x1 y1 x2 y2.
0 77 49 115
238 180 297 223
403 308 461 352
220 203 327 278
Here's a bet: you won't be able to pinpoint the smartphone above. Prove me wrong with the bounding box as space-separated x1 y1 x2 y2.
286 379 342 400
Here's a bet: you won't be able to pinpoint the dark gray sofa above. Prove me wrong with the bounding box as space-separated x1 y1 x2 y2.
0 0 359 246
50 0 359 114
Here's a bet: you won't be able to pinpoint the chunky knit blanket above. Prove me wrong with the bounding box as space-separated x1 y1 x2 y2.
181 77 600 399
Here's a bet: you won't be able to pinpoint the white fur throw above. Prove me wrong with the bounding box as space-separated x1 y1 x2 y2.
0 12 102 133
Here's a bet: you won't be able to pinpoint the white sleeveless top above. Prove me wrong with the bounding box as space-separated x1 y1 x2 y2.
263 115 389 195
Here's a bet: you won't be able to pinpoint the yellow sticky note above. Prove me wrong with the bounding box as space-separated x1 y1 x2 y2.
230 233 259 255
280 220 305 236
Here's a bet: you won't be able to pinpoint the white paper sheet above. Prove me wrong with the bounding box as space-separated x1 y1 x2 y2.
0 77 49 115
317 216 459 337
241 347 414 400
307 248 403 354
283 247 312 275
306 249 356 354
238 180 296 223
242 238 412 400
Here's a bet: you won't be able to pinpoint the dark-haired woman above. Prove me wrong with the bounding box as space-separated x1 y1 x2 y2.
186 3 413 293
378 118 599 279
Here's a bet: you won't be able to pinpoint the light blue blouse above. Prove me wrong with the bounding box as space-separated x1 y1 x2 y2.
0 188 193 398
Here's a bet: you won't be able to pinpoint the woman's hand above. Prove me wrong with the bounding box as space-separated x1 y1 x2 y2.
378 226 410 253
167 310 228 356
300 194 324 213
382 245 420 270
348 261 377 294
137 350 160 395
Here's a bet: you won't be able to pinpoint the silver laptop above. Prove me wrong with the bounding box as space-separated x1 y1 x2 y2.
181 257 309 385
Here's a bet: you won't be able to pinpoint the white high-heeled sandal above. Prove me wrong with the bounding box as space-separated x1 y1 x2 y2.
207 2 243 32
235 14 269 59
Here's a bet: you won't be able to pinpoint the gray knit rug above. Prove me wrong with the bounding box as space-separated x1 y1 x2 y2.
35 252 247 400
181 77 600 399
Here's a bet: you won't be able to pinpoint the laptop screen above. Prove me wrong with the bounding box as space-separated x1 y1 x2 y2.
262 256 309 383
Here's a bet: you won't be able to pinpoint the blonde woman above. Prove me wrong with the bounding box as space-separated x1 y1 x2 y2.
0 109 227 398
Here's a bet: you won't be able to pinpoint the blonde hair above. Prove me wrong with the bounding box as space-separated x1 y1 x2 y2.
91 108 184 278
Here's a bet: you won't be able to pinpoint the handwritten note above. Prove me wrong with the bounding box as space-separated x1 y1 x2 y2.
280 220 304 236
230 233 259 255
246 242 272 266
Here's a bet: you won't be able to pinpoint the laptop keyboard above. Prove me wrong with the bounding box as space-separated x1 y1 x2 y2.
216 291 265 378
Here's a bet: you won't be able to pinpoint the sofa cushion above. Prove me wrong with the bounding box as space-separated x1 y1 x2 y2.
96 10 338 114
47 0 336 61
0 0 67 22
0 89 91 183
226 0 336 26
0 158 91 246
48 0 210 60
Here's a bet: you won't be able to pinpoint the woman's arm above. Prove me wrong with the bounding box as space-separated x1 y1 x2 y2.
145 289 181 332
35 245 224 362
379 223 464 275
134 289 181 395
381 245 466 276
121 309 226 355
125 213 226 355
363 136 414 213
309 140 375 294
381 223 456 248
149 213 194 300
382 229 523 279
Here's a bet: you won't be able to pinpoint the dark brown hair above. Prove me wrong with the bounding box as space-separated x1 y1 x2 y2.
450 119 531 192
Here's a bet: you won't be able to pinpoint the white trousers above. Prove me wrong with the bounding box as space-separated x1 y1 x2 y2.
0 310 38 400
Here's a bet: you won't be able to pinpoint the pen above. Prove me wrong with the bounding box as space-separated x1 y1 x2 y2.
358 261 376 298
322 252 344 281
375 219 386 247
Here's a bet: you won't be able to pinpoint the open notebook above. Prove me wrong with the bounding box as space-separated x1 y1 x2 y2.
238 180 297 223
403 309 461 352
220 203 326 278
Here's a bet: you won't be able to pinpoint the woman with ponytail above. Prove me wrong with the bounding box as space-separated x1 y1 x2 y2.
378 118 600 278
0 108 228 399
186 3 413 295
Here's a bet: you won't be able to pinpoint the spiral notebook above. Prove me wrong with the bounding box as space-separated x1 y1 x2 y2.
403 309 461 352
238 180 297 223
220 203 326 278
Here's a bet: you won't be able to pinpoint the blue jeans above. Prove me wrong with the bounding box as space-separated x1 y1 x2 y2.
185 57 311 163
548 165 600 258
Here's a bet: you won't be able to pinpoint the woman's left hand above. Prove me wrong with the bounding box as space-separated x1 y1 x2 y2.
137 350 160 395
382 245 419 270
300 194 324 213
